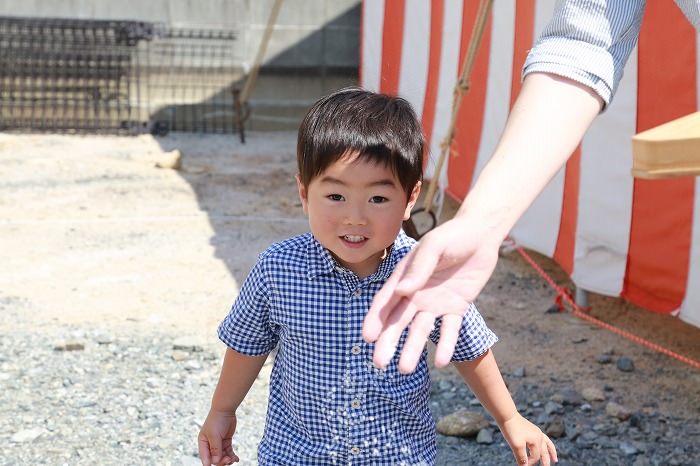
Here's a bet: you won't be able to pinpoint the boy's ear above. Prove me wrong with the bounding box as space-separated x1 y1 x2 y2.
296 175 309 216
403 181 421 221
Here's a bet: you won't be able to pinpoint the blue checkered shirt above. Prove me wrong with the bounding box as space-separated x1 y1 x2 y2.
218 231 498 465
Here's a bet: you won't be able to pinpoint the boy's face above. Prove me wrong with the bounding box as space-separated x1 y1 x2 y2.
297 153 420 279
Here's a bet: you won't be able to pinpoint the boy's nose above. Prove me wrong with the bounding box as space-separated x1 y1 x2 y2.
343 203 368 225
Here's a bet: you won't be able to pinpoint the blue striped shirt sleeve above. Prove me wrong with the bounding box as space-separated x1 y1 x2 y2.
523 0 700 108
523 0 646 107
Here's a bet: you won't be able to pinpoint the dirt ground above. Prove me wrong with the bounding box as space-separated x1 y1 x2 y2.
1 131 699 420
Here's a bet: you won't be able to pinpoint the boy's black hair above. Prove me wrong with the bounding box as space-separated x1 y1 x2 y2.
297 87 424 198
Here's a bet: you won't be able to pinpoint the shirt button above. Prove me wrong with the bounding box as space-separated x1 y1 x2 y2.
351 345 361 355
350 446 361 456
351 399 361 408
335 266 344 273
353 288 362 296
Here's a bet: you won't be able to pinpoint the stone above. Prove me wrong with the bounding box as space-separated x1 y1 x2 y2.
173 336 204 352
436 409 489 437
617 357 635 372
155 150 182 170
171 350 189 361
606 401 632 421
597 353 613 364
476 428 494 444
545 417 566 439
544 401 563 415
582 387 606 402
11 428 46 443
54 341 85 351
551 388 582 406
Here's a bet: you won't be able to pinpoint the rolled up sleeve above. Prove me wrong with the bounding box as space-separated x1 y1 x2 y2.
522 0 646 108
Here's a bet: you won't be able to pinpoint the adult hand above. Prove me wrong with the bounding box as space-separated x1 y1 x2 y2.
363 215 501 373
198 410 239 466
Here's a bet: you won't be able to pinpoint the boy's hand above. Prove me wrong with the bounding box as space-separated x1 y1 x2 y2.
197 410 239 466
499 413 558 465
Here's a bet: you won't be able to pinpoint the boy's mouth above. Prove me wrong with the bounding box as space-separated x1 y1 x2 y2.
343 235 366 243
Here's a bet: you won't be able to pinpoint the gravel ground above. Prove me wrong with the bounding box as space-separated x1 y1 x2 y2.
1 132 699 466
1 320 698 466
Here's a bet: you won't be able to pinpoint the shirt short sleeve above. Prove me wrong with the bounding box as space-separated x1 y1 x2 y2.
218 257 279 356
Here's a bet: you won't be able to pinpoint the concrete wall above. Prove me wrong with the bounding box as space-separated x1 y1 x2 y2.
0 0 361 72
0 0 361 131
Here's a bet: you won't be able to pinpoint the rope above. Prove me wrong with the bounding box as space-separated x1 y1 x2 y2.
504 237 700 370
422 0 493 212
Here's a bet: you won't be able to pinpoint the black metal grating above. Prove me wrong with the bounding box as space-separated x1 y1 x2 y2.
0 16 239 135
144 27 240 135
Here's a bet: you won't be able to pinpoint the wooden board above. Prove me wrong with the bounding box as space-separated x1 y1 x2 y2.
631 111 700 179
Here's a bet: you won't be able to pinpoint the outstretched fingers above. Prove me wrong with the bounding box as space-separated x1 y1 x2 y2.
397 309 438 373
364 237 444 340
363 255 412 344
372 296 418 368
433 313 462 367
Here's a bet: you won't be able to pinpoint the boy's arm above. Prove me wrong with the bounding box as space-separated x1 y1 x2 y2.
453 350 557 466
198 347 269 466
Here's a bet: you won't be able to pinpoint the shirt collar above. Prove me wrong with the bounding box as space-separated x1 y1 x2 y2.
305 230 414 282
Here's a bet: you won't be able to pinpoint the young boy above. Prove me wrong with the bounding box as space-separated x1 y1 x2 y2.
198 87 557 466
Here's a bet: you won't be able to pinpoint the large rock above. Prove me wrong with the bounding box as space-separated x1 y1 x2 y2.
436 409 489 437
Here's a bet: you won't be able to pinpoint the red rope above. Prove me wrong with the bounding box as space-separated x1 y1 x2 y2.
504 237 700 370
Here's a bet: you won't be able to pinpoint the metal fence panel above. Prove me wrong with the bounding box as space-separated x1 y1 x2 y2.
0 16 240 135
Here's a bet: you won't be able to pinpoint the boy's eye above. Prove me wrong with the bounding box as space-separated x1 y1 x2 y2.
369 196 388 204
327 194 344 201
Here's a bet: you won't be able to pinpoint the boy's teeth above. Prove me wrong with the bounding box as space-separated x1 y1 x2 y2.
344 235 365 242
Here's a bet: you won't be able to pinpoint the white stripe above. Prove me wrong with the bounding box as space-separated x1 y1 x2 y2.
470 0 516 189
570 44 638 296
425 0 464 189
681 176 700 327
360 0 384 91
510 0 562 257
679 28 700 327
398 0 431 120
534 0 556 39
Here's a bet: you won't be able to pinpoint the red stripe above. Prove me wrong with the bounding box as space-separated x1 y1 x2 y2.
511 1 581 272
446 1 492 201
379 0 406 95
553 149 581 274
622 2 697 313
510 0 535 107
420 0 445 171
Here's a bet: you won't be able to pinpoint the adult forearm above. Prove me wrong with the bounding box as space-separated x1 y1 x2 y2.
210 347 268 413
454 72 603 241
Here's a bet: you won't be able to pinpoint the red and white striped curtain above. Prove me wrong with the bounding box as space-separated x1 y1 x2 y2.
360 0 700 328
